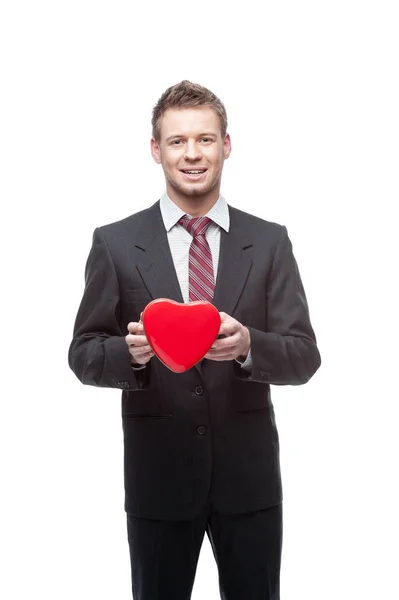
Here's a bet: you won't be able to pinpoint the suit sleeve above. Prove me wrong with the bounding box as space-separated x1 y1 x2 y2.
247 225 321 385
68 228 148 390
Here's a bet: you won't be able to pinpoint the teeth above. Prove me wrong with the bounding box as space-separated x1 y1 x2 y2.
184 170 205 174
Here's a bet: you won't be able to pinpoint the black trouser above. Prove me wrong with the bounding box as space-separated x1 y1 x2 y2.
126 501 282 599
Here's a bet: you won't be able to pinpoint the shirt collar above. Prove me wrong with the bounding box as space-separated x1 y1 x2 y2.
159 192 230 233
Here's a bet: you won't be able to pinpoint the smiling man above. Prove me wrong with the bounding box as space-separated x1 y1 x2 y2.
68 80 321 600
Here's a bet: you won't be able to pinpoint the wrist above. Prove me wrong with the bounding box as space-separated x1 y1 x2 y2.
244 326 251 354
238 327 251 361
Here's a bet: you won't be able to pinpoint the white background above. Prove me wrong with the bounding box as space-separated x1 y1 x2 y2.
1 1 398 598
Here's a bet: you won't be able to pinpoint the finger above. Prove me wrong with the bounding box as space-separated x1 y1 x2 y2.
131 344 153 356
127 322 143 334
209 349 236 360
125 334 149 346
219 320 239 336
205 352 233 362
132 351 154 365
210 334 238 350
206 344 236 356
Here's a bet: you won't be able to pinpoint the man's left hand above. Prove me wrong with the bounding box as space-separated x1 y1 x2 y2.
205 312 251 362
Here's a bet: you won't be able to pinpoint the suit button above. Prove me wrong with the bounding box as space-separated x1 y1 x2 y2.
197 426 206 435
117 380 129 389
195 386 204 396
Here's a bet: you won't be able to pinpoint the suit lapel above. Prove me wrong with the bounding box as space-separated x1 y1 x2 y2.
212 206 253 316
134 201 184 304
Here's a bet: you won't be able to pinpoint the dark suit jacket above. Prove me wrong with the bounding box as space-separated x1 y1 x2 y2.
68 200 321 520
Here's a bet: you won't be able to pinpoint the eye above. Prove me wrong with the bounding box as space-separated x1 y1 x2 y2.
201 137 212 143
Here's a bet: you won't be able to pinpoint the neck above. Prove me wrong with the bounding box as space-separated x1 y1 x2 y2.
166 186 220 217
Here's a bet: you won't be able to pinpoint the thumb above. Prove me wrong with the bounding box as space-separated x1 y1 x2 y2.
127 321 141 334
219 318 238 336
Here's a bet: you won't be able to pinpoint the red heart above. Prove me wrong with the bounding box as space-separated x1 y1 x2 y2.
142 299 221 373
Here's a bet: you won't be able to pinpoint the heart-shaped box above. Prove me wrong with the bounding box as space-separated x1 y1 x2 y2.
142 299 221 373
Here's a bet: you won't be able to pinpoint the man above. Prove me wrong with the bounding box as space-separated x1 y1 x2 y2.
68 80 321 600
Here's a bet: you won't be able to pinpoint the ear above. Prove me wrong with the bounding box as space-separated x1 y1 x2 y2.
151 137 162 164
223 133 232 159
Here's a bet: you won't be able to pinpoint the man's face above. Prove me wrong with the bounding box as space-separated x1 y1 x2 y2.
151 106 231 201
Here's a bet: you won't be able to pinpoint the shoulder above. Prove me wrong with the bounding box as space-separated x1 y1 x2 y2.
228 204 286 241
94 201 160 240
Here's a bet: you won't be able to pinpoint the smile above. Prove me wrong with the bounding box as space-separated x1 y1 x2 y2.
180 169 207 179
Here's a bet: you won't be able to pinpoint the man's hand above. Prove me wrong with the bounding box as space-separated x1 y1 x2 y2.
205 312 251 362
125 321 154 366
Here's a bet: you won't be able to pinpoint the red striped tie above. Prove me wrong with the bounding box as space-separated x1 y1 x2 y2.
178 215 215 303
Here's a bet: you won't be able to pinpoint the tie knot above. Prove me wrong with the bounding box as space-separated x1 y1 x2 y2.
178 215 212 238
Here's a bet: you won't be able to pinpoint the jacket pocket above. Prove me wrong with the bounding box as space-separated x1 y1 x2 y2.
124 288 152 304
122 414 172 420
121 390 170 418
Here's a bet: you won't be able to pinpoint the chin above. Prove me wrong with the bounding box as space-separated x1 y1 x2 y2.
184 186 210 197
171 181 213 198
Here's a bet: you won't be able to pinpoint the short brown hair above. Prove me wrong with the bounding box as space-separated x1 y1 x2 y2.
151 80 228 142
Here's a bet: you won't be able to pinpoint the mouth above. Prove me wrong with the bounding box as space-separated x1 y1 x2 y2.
179 168 208 180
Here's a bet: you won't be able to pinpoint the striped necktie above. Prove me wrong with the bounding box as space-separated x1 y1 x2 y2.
178 215 215 303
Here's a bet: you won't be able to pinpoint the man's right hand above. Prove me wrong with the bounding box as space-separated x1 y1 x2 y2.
125 321 154 366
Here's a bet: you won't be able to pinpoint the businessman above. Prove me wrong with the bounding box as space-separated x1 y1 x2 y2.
68 80 321 599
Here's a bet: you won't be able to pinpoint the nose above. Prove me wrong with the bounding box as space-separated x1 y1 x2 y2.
184 140 202 161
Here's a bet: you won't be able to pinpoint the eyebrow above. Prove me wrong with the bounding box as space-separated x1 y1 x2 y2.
165 133 217 143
